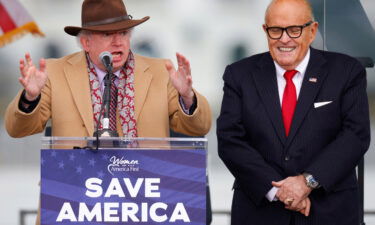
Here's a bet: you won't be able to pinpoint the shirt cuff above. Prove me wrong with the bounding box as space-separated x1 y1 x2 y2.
179 95 197 115
18 90 41 113
265 187 279 202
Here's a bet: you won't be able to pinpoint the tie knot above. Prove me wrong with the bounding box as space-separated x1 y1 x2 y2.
284 70 298 80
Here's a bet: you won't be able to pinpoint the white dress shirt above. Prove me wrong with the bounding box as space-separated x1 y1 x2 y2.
266 49 311 202
275 49 310 105
93 64 121 93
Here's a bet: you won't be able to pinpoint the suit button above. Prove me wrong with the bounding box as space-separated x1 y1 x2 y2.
285 156 290 161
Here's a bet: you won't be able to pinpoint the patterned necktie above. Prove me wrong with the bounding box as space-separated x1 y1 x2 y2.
282 70 298 136
109 74 117 131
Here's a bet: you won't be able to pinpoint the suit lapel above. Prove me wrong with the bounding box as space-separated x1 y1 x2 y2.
285 48 328 148
134 54 153 120
64 52 94 135
253 53 287 145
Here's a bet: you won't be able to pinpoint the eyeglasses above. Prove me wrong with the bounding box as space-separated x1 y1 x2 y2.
265 21 314 40
88 31 130 41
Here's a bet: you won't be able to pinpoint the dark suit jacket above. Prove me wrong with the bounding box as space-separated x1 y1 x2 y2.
217 48 370 225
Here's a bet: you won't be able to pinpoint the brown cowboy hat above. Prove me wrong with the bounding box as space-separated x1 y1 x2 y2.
64 0 149 36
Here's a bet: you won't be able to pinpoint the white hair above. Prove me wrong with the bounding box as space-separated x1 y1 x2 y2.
75 28 134 49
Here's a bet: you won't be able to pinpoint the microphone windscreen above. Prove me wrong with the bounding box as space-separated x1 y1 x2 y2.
99 51 112 68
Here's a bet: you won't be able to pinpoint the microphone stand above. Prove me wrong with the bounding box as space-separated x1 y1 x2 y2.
93 64 119 138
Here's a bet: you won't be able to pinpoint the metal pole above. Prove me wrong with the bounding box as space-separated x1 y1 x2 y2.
358 157 365 225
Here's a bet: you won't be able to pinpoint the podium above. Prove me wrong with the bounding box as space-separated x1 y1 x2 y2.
40 137 207 225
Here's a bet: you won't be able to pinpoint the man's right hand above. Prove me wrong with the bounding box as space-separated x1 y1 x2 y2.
19 53 47 101
285 197 311 217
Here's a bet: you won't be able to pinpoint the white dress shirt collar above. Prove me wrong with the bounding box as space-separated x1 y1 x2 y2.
274 49 311 104
93 64 121 93
274 48 310 80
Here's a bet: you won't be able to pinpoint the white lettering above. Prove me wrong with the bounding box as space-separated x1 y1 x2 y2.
104 178 125 197
145 178 160 197
56 202 190 222
85 178 161 198
56 202 77 222
170 203 190 222
121 202 139 222
104 202 119 222
124 178 143 197
85 178 103 198
78 202 102 221
141 202 148 222
150 202 167 222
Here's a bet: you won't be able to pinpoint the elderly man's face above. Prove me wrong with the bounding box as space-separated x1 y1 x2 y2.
80 31 131 72
263 1 318 70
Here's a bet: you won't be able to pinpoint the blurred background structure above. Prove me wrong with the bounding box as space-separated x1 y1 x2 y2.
0 0 374 224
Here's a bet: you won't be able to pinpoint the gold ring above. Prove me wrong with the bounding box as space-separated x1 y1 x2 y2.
286 198 294 205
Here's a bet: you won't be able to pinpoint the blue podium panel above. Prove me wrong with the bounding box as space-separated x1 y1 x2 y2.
41 149 206 225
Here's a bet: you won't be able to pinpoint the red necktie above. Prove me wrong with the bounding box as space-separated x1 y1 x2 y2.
282 70 298 136
109 75 117 131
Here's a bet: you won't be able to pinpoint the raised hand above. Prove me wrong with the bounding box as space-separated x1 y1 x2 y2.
165 52 194 108
19 53 47 101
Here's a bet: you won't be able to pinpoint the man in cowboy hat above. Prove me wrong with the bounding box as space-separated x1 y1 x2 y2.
5 0 211 224
5 0 211 139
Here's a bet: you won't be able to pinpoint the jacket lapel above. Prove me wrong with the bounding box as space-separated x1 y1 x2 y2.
285 48 328 148
64 51 94 135
134 54 153 120
253 53 287 145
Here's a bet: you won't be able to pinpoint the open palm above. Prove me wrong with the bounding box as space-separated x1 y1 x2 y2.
165 53 194 107
19 53 48 100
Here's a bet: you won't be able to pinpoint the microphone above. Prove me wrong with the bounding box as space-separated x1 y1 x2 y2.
99 51 113 71
93 51 119 139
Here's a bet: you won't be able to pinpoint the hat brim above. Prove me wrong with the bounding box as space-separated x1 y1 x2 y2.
64 16 150 36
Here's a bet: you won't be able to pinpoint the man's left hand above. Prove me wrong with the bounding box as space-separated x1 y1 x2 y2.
272 175 312 211
165 53 194 108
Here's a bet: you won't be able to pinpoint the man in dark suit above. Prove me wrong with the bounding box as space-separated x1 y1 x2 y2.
217 0 370 224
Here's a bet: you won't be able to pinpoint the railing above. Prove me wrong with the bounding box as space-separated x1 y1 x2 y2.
19 210 37 225
19 209 375 225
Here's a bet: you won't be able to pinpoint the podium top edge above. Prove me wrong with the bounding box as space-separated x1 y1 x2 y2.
41 136 208 142
41 136 208 150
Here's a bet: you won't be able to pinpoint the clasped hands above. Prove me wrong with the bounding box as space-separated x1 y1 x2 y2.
272 175 312 216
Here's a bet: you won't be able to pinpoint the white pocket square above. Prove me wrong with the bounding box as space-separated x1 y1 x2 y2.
314 101 332 108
